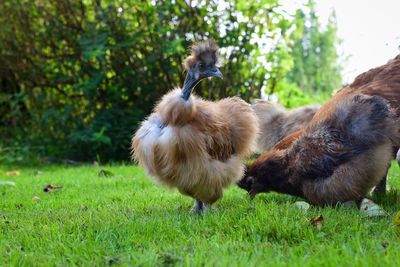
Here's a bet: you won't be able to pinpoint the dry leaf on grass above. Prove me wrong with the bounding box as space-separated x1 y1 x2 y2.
309 215 324 230
6 170 20 177
43 184 62 192
360 198 388 217
98 169 114 177
0 181 16 186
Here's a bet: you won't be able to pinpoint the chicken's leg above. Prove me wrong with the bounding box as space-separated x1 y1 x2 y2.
193 199 211 213
194 199 204 213
373 147 398 196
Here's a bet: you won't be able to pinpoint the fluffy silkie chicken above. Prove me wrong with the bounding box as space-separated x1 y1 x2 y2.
238 54 400 206
252 100 320 153
132 40 258 212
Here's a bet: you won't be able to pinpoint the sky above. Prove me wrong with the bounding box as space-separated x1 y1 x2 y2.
282 0 400 83
315 0 400 83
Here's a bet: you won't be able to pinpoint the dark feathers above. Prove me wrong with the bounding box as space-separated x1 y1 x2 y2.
238 54 400 206
292 94 396 180
239 93 399 205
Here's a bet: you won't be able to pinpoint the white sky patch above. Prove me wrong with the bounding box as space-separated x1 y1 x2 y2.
282 0 400 83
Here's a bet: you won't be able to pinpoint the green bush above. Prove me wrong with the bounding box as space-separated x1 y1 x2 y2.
0 0 342 162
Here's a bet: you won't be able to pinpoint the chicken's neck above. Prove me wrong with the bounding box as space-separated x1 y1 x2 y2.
252 158 304 199
182 72 200 101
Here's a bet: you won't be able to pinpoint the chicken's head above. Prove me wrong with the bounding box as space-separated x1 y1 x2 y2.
181 40 223 100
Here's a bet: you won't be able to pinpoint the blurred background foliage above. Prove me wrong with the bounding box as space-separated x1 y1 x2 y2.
0 0 342 163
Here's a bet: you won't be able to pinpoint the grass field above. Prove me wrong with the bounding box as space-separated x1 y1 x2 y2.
1 163 400 266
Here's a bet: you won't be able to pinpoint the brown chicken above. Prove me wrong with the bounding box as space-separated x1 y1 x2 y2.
132 40 258 212
252 100 320 153
238 55 400 206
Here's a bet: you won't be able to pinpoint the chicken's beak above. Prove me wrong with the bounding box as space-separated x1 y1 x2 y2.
182 66 222 100
205 66 223 80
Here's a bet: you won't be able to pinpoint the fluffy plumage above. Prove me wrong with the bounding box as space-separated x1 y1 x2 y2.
238 54 400 206
132 40 258 211
252 100 320 152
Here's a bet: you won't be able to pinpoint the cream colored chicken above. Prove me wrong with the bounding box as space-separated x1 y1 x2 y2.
132 40 258 212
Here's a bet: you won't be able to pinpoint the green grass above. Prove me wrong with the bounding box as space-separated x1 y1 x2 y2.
1 163 400 267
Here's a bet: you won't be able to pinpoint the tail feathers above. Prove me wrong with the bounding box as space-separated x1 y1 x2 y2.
333 94 399 146
297 94 399 181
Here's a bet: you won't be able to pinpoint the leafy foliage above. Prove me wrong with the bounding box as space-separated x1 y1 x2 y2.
286 0 343 94
0 0 342 162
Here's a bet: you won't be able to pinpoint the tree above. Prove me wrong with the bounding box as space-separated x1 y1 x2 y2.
287 0 343 94
0 0 298 162
0 0 343 162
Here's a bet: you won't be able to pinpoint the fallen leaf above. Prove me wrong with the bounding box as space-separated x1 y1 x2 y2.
6 170 20 177
0 181 16 186
360 198 388 217
294 201 310 211
32 196 40 201
98 169 114 177
309 215 324 230
43 184 62 192
393 211 400 227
